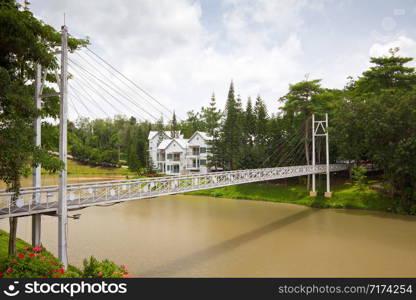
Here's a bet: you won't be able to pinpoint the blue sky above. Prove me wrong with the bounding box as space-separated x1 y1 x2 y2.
28 0 416 121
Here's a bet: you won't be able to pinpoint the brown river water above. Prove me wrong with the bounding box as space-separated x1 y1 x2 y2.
1 175 416 277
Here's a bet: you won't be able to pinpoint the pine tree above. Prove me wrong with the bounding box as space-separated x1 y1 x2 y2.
221 81 242 170
254 95 268 146
243 97 255 145
155 117 164 146
170 111 179 138
202 93 222 170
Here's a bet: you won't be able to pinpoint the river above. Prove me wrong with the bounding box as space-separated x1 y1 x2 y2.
1 188 416 277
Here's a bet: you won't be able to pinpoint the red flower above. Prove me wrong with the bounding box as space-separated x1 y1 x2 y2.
6 268 12 274
98 272 103 276
33 246 42 253
122 274 131 278
0 272 3 277
50 261 56 266
59 267 65 274
17 253 25 259
29 253 37 258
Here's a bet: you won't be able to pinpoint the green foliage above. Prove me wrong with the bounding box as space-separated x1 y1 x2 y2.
332 49 416 204
352 166 367 192
0 245 68 278
82 256 130 278
0 1 87 195
221 81 243 170
0 230 131 278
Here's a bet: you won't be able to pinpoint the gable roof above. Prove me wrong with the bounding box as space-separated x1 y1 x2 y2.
148 131 184 140
157 138 189 150
188 131 212 144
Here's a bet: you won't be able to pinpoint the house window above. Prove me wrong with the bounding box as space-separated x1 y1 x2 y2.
192 147 200 155
167 154 172 160
167 165 171 171
200 147 206 153
200 159 207 166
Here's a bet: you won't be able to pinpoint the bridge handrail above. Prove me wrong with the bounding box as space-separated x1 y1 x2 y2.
0 164 348 196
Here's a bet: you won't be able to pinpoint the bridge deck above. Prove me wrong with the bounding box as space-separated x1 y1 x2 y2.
0 164 348 219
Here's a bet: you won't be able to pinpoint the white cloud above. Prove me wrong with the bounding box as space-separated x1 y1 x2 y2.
30 0 412 122
369 36 416 63
30 0 314 120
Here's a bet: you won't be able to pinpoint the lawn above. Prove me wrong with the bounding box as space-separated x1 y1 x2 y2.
42 159 135 176
187 181 396 212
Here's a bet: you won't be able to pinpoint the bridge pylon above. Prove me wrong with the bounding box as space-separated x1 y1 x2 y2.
310 113 332 198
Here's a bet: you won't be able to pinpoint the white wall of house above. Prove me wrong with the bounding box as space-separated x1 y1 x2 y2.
162 139 187 175
148 131 171 169
187 132 212 174
148 131 212 175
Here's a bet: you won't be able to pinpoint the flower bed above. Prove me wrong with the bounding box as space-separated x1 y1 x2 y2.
0 245 130 278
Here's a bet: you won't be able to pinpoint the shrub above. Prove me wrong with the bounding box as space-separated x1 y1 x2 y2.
82 256 130 278
0 246 130 278
352 166 368 192
0 245 67 278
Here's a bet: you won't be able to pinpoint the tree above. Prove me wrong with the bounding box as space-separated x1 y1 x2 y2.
243 97 255 146
221 81 242 170
333 49 416 206
202 94 222 170
254 95 268 146
0 0 87 254
279 79 324 189
170 111 179 138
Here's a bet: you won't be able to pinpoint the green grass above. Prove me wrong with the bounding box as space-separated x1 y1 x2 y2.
187 181 396 212
42 159 135 176
0 230 30 260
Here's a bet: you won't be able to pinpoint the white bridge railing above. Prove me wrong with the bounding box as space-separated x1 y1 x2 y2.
0 164 348 218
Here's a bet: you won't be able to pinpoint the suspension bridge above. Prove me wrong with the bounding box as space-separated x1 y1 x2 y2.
0 25 348 267
0 164 347 219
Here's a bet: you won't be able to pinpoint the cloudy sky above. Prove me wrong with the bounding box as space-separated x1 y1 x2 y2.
28 0 416 121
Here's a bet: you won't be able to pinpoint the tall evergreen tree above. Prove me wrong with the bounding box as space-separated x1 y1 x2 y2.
243 97 255 145
170 111 179 138
221 81 242 169
202 94 222 169
254 95 268 146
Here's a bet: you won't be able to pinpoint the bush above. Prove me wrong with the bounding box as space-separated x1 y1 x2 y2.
352 166 368 192
82 256 130 278
0 245 68 278
0 246 130 278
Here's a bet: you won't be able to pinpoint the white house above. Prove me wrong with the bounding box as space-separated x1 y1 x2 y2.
148 131 212 175
147 131 183 168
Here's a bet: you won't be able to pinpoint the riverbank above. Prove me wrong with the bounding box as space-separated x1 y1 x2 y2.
187 181 400 213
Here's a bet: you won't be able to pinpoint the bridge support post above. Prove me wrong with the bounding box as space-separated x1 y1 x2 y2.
310 114 317 197
310 113 332 198
324 113 332 198
58 25 69 268
32 63 42 246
